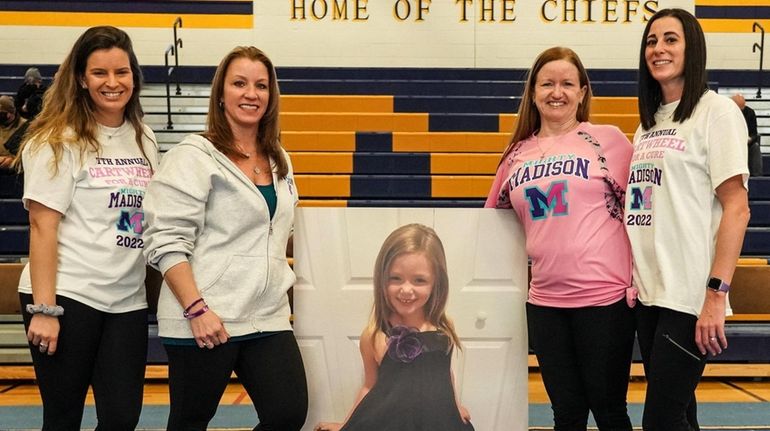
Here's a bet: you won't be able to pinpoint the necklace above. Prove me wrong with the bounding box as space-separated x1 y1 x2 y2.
534 135 557 160
236 146 262 175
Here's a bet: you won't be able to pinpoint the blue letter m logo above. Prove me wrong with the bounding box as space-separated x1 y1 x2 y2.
117 210 144 234
629 186 653 210
524 181 569 220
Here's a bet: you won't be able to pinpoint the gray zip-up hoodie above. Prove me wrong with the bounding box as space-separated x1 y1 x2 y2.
143 134 298 338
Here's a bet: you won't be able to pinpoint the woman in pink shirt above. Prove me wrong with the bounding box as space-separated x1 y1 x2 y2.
486 46 635 430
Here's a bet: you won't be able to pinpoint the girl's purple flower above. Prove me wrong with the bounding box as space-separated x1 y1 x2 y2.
387 326 424 363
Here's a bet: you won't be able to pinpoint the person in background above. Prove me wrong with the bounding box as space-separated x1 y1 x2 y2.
143 46 308 431
16 67 47 120
629 8 750 430
731 93 762 176
16 26 157 430
486 46 635 430
0 95 25 171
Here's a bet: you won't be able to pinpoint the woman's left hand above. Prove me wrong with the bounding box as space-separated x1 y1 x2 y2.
695 291 727 356
191 309 230 349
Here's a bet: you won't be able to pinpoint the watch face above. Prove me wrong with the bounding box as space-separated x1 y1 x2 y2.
707 277 729 292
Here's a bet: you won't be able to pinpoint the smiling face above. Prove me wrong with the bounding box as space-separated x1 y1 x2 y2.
645 16 686 101
533 59 587 130
82 47 133 127
221 57 270 133
386 252 435 325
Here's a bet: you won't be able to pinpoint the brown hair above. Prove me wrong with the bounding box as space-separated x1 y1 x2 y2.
203 46 288 178
17 26 153 174
498 46 592 164
368 223 461 351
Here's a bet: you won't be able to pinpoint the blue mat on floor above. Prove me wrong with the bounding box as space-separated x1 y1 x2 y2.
1 403 769 430
530 402 770 429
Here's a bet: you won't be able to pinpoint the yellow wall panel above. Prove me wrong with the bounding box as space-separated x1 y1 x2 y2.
591 97 639 115
294 175 350 198
282 132 356 152
281 113 427 132
290 153 353 174
0 12 251 28
393 132 508 153
499 114 517 133
298 200 348 207
431 176 495 198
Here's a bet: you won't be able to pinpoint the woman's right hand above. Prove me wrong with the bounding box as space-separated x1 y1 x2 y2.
27 314 60 355
314 422 343 431
190 309 230 349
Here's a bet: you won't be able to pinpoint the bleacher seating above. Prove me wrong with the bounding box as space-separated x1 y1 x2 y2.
0 66 769 372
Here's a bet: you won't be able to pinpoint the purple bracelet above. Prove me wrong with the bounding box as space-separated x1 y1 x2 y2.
183 298 205 314
183 298 207 319
184 304 209 320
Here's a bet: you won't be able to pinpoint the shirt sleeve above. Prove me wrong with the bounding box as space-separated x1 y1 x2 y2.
604 126 634 193
708 100 749 191
21 141 76 214
143 144 212 275
485 160 511 209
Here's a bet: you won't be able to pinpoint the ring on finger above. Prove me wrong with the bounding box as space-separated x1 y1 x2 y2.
709 336 717 341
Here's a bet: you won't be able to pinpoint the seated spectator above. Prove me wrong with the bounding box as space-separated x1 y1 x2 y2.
0 95 26 171
15 67 46 120
732 93 762 176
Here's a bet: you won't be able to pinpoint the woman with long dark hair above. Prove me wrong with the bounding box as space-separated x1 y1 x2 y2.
628 8 750 429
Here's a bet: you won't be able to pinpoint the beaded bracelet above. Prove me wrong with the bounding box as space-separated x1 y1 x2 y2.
26 303 64 317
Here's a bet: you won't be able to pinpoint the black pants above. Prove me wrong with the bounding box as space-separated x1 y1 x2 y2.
635 303 707 431
527 299 635 431
164 331 308 431
19 293 148 431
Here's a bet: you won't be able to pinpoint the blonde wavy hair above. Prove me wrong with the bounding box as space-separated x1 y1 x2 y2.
15 26 153 174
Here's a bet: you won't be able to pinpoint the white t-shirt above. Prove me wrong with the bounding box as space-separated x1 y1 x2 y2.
18 122 158 313
625 90 748 317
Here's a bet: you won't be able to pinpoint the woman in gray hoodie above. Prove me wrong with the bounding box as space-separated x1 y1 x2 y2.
144 46 307 431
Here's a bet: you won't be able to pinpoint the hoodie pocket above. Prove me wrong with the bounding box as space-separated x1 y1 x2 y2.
199 254 267 321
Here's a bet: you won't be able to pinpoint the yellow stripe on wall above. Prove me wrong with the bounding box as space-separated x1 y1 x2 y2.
699 18 770 33
0 11 251 28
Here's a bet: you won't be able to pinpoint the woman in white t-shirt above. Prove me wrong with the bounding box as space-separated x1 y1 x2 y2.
628 8 750 430
16 26 157 430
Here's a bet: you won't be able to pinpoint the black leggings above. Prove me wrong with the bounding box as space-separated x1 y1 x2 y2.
164 330 308 431
527 299 635 431
635 303 707 431
19 293 148 431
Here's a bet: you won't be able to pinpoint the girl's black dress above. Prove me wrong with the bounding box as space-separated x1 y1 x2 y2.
340 328 475 431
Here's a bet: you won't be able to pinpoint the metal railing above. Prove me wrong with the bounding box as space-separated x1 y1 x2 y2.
164 43 175 130
163 17 183 130
753 21 765 98
173 17 183 95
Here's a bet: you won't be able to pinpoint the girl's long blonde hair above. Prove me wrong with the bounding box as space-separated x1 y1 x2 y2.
16 26 153 174
368 223 462 350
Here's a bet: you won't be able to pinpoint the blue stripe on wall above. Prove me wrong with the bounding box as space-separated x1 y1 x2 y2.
350 175 431 199
695 6 770 19
355 132 392 152
353 153 430 175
